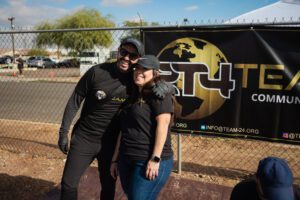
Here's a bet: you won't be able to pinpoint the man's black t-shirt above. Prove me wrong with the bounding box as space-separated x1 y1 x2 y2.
119 93 173 161
73 62 130 142
230 178 260 200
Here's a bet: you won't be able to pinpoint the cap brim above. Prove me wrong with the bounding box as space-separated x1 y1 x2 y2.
135 63 150 69
263 186 294 200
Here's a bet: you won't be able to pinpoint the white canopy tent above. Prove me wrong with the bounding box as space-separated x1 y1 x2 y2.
228 0 300 24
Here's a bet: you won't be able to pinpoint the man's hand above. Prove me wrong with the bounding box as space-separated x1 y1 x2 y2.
152 81 175 99
110 162 119 180
58 134 69 154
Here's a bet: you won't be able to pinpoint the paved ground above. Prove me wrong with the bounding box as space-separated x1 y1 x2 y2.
0 68 80 124
43 167 233 200
0 81 76 123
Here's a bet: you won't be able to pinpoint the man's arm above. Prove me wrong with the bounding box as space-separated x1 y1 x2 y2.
58 65 95 154
152 81 175 99
58 91 84 154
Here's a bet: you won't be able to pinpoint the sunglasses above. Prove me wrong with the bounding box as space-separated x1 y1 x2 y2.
119 48 139 60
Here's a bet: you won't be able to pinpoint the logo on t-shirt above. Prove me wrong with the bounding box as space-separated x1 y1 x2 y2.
95 90 107 100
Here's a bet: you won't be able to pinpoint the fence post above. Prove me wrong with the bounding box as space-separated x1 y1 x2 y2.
177 133 182 174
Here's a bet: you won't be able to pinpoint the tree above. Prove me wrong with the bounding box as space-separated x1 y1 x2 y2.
58 9 115 53
122 20 159 40
35 22 64 58
35 8 115 56
27 48 49 57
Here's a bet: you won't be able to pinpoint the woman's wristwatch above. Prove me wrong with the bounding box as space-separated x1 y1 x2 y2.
150 155 161 163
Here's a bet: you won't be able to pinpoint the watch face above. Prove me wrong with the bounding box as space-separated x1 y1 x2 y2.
152 156 161 163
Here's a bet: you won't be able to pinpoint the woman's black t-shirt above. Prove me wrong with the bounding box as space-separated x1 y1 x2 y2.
119 93 173 161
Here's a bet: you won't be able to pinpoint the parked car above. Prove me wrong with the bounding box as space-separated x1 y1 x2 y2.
57 58 80 68
41 58 57 68
0 55 13 64
27 57 57 68
0 55 14 69
27 56 44 67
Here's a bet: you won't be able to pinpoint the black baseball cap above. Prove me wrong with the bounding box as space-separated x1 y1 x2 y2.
120 37 145 56
136 55 160 70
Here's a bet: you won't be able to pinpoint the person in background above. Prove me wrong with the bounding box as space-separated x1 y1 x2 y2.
16 55 24 77
230 156 300 200
110 55 174 200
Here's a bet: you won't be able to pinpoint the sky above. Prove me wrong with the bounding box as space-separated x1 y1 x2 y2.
0 0 280 28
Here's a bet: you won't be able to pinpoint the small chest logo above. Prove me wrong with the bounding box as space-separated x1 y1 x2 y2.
95 90 107 100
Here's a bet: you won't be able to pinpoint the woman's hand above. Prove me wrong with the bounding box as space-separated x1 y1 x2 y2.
146 160 160 180
110 162 118 180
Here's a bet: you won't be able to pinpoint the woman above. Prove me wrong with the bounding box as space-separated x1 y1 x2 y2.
110 55 174 200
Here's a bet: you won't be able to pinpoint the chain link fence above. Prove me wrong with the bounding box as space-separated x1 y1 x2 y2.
0 25 299 186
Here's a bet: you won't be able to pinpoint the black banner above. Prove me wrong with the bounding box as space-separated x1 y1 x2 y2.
143 27 300 145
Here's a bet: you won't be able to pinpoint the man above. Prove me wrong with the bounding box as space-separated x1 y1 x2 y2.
230 156 300 200
58 38 145 200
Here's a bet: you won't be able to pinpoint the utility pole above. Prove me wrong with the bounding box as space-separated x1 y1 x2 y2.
137 12 143 26
8 17 15 63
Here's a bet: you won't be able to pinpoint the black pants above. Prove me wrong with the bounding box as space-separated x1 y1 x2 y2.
18 67 23 75
60 133 117 200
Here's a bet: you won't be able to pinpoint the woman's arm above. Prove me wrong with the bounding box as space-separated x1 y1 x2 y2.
146 113 171 180
110 132 121 180
153 113 171 158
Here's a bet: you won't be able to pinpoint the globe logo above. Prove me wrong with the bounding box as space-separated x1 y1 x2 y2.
157 37 230 120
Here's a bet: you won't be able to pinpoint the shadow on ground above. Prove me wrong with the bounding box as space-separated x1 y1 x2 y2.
0 173 56 200
44 167 233 200
178 161 252 180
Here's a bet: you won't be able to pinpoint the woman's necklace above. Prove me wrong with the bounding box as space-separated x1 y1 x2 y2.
137 87 145 105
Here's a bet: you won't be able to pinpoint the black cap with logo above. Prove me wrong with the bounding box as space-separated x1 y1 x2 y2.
136 55 160 70
120 38 145 56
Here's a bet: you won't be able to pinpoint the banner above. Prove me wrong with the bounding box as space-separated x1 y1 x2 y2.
143 27 300 144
